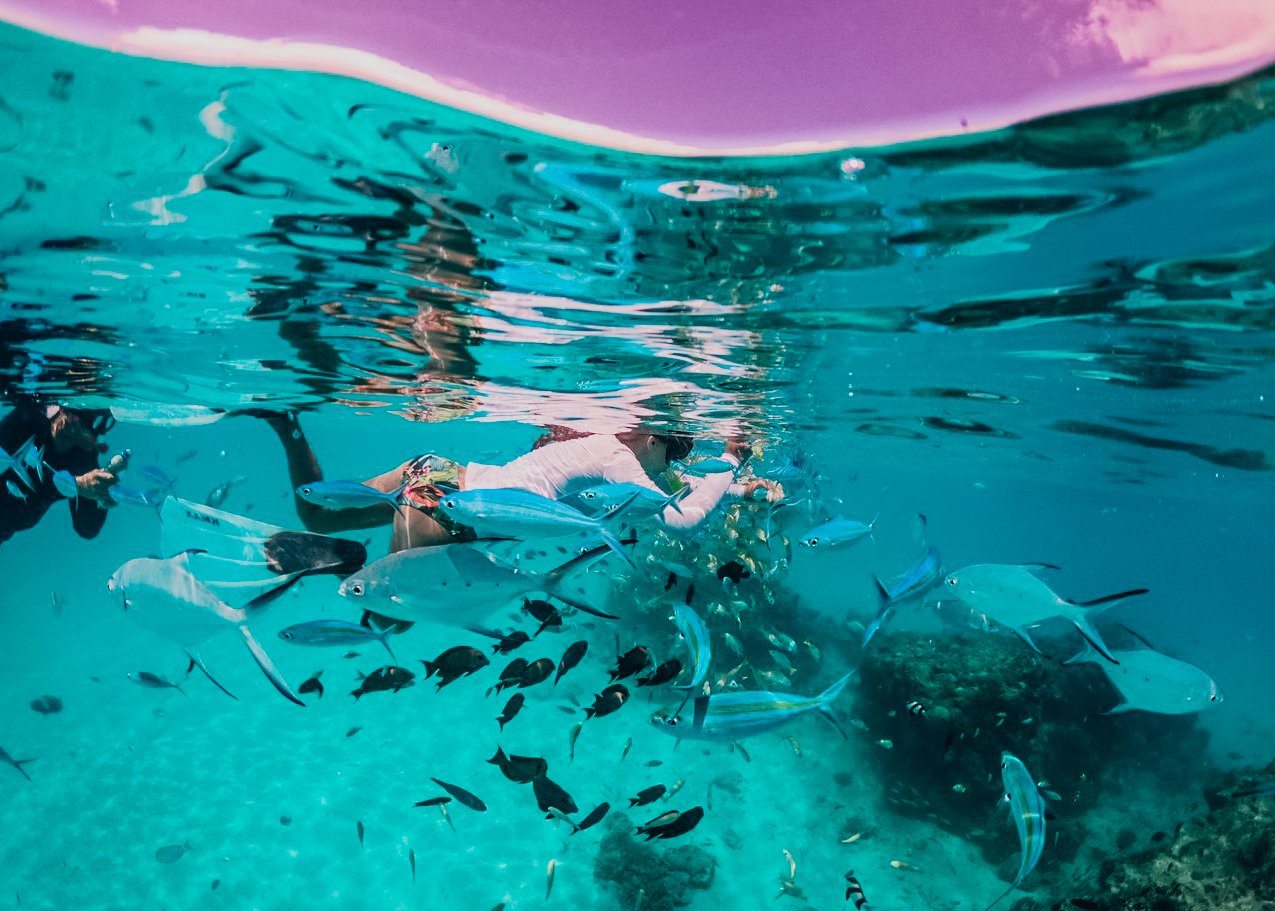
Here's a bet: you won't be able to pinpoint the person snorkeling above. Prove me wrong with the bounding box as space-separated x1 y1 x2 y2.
260 412 781 553
0 399 121 545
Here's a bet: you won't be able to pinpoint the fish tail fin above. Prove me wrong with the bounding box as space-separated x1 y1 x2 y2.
422 661 437 679
238 626 305 706
184 650 238 700
13 759 34 781
379 629 397 661
486 746 507 766
1061 640 1097 667
872 574 890 607
1069 616 1120 665
818 671 856 704
545 546 622 620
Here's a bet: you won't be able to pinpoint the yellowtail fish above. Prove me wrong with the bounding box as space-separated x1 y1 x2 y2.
984 752 1047 911
839 832 864 844
783 849 796 880
890 859 920 871
650 672 854 740
672 604 712 693
546 858 556 898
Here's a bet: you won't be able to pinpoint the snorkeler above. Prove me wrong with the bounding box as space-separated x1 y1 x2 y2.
259 412 781 553
0 400 120 545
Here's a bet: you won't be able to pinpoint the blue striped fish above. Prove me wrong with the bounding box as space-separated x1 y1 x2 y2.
985 752 1047 911
650 672 854 740
671 604 711 693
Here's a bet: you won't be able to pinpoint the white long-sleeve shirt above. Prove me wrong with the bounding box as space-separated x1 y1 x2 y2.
464 435 738 531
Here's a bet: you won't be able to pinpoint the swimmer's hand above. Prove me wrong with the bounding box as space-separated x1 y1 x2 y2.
742 478 784 503
77 469 119 505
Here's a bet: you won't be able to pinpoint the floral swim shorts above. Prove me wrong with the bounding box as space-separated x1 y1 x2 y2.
400 453 472 538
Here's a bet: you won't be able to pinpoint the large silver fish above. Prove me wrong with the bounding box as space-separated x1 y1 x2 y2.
984 752 1047 911
107 553 305 705
339 541 618 628
650 672 854 740
943 563 1147 663
1066 640 1221 714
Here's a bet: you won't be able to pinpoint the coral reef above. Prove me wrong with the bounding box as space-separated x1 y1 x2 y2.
849 630 1212 876
1036 762 1275 911
593 811 717 911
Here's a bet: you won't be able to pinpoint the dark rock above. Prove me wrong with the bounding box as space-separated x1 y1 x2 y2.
1116 828 1137 851
594 812 717 910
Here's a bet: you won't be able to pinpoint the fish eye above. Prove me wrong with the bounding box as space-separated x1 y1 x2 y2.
945 576 957 587
349 582 364 596
807 538 819 547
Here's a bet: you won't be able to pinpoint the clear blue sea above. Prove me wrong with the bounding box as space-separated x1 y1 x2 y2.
1 23 1272 911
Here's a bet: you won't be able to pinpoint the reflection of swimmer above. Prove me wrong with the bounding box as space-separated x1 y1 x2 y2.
0 400 119 546
262 414 779 553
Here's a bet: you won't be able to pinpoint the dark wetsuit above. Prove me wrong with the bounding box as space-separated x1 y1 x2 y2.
0 403 108 545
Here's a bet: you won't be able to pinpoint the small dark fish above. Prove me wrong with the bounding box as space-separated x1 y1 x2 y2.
664 571 677 592
211 879 219 890
620 738 632 761
637 659 682 688
685 583 695 606
555 641 588 684
415 796 452 808
491 658 528 694
492 631 531 654
29 695 63 715
644 760 663 768
523 598 563 636
906 700 927 718
487 746 548 784
430 777 487 812
517 658 555 688
635 805 703 840
298 670 324 699
1151 831 1167 843
357 820 365 847
422 646 489 689
572 801 610 834
533 775 578 815
155 841 192 864
586 684 629 719
280 816 292 825
129 671 186 695
844 870 868 909
351 665 414 700
346 726 362 737
497 693 525 730
609 646 651 681
717 560 751 586
175 448 199 464
1069 900 1099 911
628 785 666 807
409 848 416 884
343 651 361 659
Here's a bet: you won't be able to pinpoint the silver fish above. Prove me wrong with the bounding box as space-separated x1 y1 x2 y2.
798 513 877 549
108 553 305 705
295 479 405 510
1065 640 1221 714
339 542 618 629
278 619 397 659
437 488 636 568
943 563 1147 663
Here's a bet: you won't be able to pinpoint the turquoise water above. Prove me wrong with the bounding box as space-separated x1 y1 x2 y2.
2 23 1274 911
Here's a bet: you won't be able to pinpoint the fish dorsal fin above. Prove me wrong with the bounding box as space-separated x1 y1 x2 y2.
1022 562 1061 574
1116 622 1158 652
